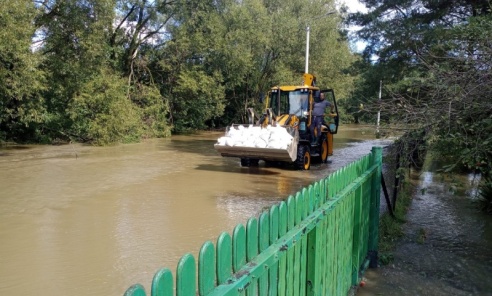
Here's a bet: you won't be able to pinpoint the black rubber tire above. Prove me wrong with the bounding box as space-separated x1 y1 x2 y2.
295 145 311 170
240 158 259 167
265 160 284 168
240 158 250 167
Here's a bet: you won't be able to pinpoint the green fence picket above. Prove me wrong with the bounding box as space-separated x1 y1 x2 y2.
299 190 308 296
176 254 195 296
286 195 295 296
216 233 232 285
246 217 258 295
301 187 309 219
310 184 315 213
198 242 215 295
287 195 295 230
269 205 279 243
152 268 173 296
277 201 288 295
233 225 246 273
352 185 363 285
327 209 336 295
278 201 288 236
295 192 303 226
294 192 305 296
246 218 258 260
124 284 146 296
268 205 279 296
258 212 270 295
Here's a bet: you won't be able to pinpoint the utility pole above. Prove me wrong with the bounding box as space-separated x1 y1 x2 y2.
304 11 336 74
305 26 310 74
376 80 382 137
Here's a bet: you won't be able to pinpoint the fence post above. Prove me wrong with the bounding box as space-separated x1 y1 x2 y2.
351 184 363 286
368 146 382 268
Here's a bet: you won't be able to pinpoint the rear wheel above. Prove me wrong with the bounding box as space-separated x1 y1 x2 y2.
240 158 259 167
295 145 311 170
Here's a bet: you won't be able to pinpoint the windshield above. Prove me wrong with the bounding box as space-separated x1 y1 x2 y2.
269 90 309 117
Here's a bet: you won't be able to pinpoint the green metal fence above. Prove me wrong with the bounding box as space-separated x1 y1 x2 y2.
124 146 382 296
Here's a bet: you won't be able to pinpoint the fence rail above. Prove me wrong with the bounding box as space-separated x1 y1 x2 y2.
124 146 382 296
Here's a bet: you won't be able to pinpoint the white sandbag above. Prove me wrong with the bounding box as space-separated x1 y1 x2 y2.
225 138 235 146
267 140 282 149
217 137 227 146
218 125 293 149
259 132 270 142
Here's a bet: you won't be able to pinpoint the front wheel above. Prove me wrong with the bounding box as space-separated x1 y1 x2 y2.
295 145 311 170
319 134 329 163
240 158 250 167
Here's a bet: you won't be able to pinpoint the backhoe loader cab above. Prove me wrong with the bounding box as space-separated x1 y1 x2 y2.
214 73 339 170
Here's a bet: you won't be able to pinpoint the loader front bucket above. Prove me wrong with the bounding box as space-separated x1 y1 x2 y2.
214 125 298 163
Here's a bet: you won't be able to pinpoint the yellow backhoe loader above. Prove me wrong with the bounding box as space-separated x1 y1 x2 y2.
214 73 339 170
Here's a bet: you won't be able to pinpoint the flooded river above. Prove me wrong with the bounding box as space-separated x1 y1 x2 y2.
0 125 384 296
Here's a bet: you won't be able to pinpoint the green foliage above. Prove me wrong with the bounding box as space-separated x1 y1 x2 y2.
426 16 492 177
129 83 171 139
477 176 492 214
33 0 172 144
65 69 171 144
0 0 46 142
1 0 356 144
392 129 428 170
68 70 143 145
348 0 492 175
161 0 356 130
171 69 226 133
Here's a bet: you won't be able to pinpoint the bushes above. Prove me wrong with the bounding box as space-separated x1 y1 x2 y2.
68 70 170 145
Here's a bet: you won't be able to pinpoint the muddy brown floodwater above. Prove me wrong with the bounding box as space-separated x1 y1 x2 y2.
357 161 492 296
0 125 390 296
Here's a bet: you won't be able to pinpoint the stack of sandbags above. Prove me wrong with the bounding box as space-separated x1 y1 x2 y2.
216 125 293 149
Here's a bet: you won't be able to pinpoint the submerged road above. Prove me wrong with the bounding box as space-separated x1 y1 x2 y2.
0 124 391 295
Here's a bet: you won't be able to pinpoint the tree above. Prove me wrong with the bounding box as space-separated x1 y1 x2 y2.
0 0 45 142
36 0 171 143
157 0 357 131
37 0 119 140
348 0 492 176
2 0 357 143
